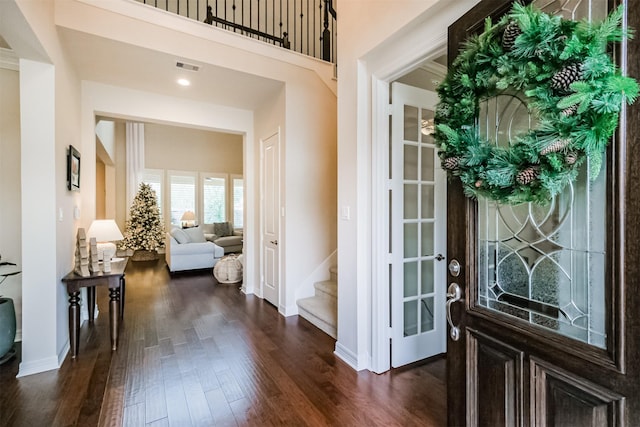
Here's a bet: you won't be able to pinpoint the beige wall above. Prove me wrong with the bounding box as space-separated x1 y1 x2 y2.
110 121 243 231
144 123 243 173
0 65 22 338
115 121 126 231
95 159 105 218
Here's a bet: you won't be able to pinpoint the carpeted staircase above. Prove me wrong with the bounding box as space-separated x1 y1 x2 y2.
296 266 337 338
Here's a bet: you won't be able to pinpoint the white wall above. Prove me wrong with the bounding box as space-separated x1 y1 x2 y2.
0 0 84 376
55 0 336 95
335 0 480 370
282 75 337 315
253 74 337 316
95 119 116 162
0 62 22 340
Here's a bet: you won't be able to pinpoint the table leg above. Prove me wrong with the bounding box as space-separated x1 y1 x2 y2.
87 287 96 324
108 287 120 351
119 275 126 320
68 291 81 358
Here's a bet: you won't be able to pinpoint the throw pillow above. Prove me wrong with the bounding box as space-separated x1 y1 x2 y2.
170 227 189 244
183 226 206 243
213 222 232 237
200 224 214 235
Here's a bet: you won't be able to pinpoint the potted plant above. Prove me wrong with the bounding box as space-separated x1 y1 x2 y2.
120 183 165 261
0 260 19 364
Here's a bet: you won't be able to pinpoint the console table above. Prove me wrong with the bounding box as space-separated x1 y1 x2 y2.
62 258 128 357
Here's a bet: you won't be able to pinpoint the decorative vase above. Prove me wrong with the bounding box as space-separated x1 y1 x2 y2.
131 250 159 261
0 297 16 364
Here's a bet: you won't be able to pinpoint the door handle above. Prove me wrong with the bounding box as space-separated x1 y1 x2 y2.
446 282 463 341
270 240 278 246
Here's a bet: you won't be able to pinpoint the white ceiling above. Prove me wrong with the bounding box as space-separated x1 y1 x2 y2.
58 27 284 111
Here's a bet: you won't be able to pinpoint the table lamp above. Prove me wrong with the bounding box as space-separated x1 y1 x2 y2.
87 219 124 262
181 210 196 228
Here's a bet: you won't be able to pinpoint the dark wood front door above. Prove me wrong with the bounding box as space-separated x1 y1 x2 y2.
446 0 640 425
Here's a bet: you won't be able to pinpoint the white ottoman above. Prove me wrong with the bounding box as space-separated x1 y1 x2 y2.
213 254 243 284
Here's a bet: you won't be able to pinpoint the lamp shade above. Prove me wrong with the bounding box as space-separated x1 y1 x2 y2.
87 220 124 242
181 211 196 221
87 220 123 262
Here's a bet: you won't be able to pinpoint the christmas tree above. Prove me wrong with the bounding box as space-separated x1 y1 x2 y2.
120 183 165 252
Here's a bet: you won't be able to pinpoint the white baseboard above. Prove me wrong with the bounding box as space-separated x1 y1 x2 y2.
17 354 61 377
334 341 362 371
58 340 70 367
281 303 298 317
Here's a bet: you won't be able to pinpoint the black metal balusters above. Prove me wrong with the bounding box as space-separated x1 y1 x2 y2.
137 0 335 63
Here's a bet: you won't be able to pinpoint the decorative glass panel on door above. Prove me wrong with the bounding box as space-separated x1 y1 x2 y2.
476 0 607 349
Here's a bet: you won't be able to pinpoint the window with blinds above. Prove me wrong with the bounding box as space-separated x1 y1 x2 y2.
170 173 196 225
203 175 226 224
146 170 240 228
141 169 164 218
232 176 244 229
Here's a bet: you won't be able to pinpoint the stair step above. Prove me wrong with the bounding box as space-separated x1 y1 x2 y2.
315 280 337 299
297 296 337 339
329 266 338 281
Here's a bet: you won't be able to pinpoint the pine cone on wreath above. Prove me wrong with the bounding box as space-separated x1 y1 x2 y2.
565 152 578 165
561 104 578 117
443 156 461 170
516 166 539 185
540 139 570 156
551 63 584 93
502 21 522 52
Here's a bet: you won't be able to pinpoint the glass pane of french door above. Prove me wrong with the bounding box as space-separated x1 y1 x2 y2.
476 0 608 349
402 106 438 337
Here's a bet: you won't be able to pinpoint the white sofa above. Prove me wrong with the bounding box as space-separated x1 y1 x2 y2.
201 222 243 254
165 227 224 272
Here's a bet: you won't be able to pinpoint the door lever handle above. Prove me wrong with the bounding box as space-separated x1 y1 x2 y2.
446 282 463 341
270 240 278 246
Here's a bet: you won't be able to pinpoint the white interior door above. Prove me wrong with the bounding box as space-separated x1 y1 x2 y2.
391 82 447 367
261 131 280 307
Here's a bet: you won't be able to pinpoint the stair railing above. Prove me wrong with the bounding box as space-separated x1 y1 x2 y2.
135 0 337 64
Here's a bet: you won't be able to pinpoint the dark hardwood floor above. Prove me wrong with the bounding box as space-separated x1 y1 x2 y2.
0 260 446 426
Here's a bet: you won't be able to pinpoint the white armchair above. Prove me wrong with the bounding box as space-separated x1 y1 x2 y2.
165 227 224 272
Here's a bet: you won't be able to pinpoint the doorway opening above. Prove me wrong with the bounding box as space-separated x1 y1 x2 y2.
371 50 449 373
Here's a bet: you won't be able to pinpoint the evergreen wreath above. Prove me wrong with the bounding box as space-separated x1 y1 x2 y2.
434 3 638 205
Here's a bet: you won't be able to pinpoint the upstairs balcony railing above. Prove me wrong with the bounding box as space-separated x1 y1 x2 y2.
136 0 337 64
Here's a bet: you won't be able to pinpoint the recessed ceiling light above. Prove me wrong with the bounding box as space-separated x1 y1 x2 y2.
177 78 191 87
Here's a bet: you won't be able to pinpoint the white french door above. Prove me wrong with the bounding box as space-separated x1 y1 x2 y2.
261 131 280 308
390 82 447 367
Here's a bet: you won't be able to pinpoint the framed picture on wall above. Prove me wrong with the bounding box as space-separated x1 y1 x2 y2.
67 145 81 191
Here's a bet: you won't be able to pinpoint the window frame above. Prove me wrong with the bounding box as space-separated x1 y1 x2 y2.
200 172 228 225
231 174 244 230
168 170 198 227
